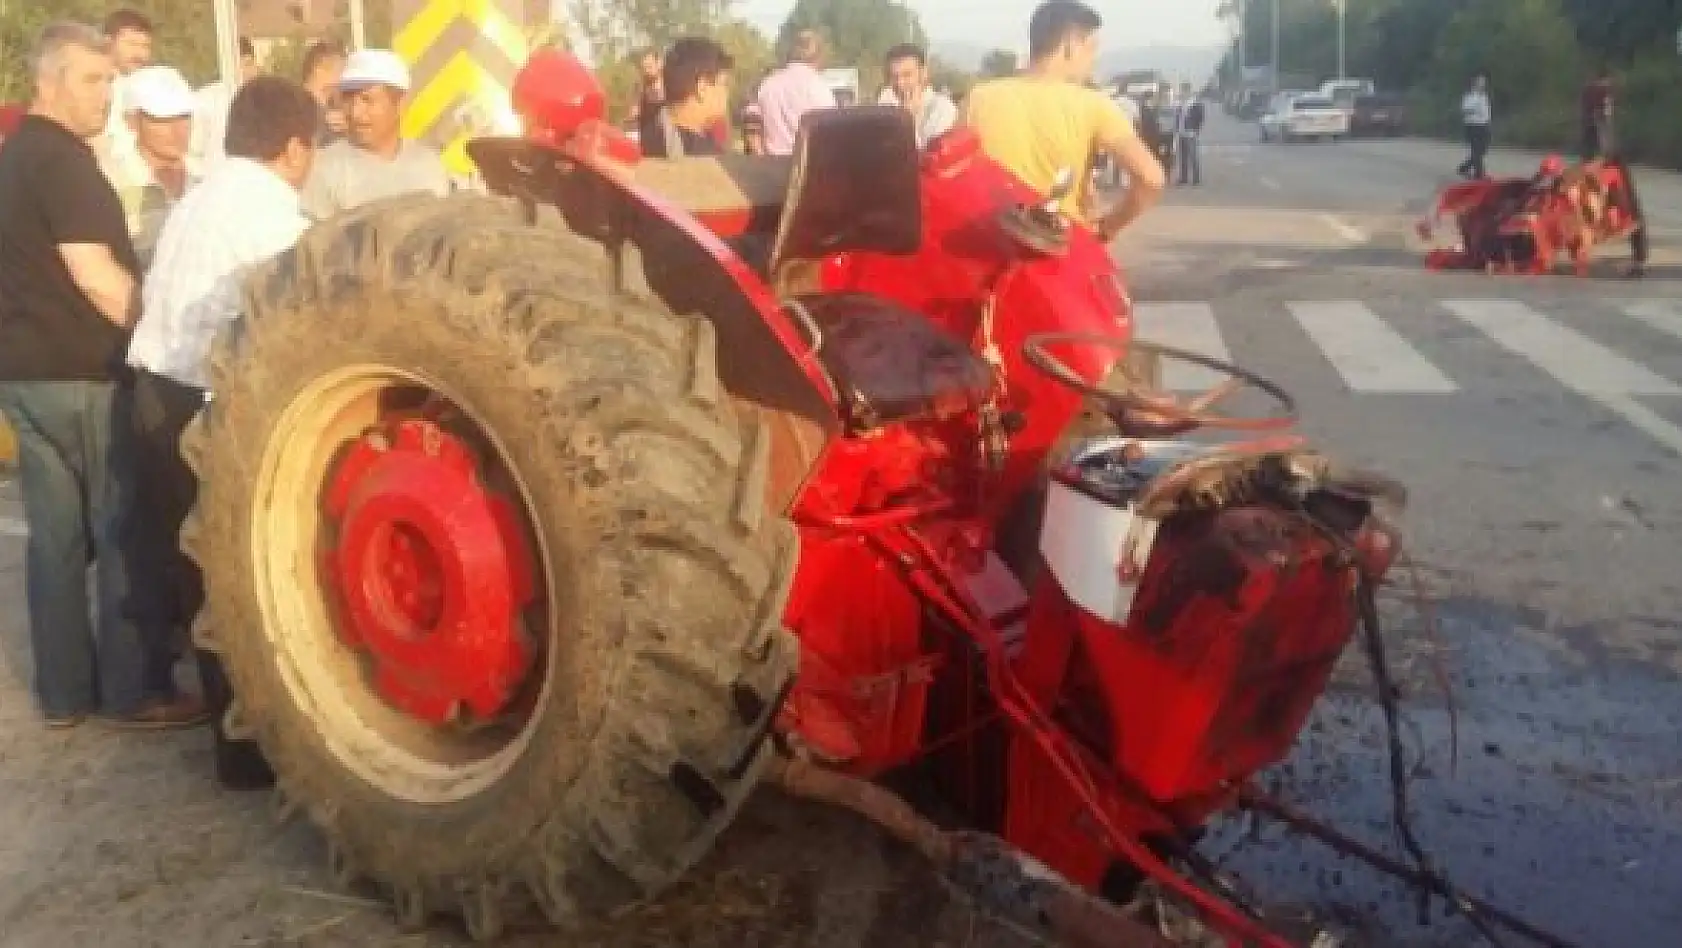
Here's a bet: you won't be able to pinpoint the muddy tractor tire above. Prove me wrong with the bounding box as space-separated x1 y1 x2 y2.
180 193 798 939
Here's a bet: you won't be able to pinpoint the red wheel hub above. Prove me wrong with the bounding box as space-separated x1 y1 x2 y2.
322 417 537 724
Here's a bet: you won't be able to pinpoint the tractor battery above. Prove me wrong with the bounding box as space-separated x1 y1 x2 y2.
1033 439 1362 807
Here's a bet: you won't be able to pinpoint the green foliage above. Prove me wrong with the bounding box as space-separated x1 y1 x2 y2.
978 48 1017 78
559 0 772 118
928 55 974 98
1217 0 1682 168
3 0 222 100
775 0 926 97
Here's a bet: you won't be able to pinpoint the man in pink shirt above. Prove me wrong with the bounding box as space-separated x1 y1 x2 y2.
754 29 837 155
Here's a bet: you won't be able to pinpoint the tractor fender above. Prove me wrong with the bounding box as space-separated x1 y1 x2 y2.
470 134 839 513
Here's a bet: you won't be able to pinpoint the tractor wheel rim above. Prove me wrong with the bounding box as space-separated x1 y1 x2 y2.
322 416 538 726
250 365 553 804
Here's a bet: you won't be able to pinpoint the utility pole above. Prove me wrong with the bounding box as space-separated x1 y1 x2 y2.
1270 0 1280 92
1336 0 1346 79
350 0 367 50
1238 0 1247 72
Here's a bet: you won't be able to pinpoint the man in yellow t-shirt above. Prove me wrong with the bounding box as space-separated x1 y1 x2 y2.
963 0 1165 241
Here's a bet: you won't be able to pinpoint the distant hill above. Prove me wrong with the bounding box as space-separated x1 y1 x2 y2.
933 42 1224 86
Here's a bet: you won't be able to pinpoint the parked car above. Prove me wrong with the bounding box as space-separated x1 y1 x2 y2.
1350 92 1407 137
1259 94 1350 142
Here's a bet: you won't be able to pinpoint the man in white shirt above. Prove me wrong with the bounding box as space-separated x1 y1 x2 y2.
754 30 838 156
121 75 321 791
100 64 199 267
1457 73 1492 179
188 36 262 173
876 43 958 147
301 49 450 220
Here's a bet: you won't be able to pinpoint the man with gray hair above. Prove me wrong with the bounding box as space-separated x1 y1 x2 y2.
0 21 208 730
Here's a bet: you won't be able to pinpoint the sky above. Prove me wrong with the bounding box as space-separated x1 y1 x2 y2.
731 0 1230 55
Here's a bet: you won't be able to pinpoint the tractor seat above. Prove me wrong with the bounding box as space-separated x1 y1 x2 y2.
796 291 993 434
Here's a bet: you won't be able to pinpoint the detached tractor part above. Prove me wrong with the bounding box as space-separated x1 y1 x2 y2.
185 47 1573 948
1417 154 1643 276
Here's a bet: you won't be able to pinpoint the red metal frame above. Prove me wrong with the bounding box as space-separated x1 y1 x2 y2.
321 418 536 724
374 49 1406 945
1419 156 1640 275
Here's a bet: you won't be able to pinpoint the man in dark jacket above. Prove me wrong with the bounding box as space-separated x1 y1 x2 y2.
1136 93 1168 176
1174 86 1206 185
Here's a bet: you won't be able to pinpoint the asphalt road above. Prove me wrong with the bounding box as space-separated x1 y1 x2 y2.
1 116 1679 948
1113 112 1682 947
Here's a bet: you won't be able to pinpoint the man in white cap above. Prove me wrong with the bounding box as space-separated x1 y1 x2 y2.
300 48 449 220
101 64 200 267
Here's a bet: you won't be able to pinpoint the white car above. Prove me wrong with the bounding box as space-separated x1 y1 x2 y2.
1259 94 1350 142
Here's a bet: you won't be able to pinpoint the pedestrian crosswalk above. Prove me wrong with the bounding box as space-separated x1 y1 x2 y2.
1128 296 1682 453
1132 297 1682 397
1287 301 1458 393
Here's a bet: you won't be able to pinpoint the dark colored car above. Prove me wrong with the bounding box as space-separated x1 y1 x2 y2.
1235 89 1269 121
1351 93 1406 137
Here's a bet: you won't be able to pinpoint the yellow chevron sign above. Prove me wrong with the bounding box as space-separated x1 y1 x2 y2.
392 0 530 176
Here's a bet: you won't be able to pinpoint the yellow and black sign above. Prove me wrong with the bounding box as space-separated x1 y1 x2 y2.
393 0 533 176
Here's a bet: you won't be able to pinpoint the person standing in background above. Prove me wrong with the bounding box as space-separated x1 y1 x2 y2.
0 21 207 731
755 29 837 156
741 102 766 155
1457 73 1492 179
877 44 958 147
639 38 734 158
95 9 155 167
102 64 199 267
1174 85 1205 186
300 49 449 220
300 40 350 145
188 36 262 172
1580 67 1614 161
631 48 665 147
962 0 1164 241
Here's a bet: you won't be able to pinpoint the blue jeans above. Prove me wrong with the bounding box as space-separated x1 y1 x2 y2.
0 381 167 716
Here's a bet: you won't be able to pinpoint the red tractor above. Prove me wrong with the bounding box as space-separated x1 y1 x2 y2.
183 50 1452 946
1418 154 1646 276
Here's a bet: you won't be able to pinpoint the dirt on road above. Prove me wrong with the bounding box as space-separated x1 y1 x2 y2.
4 459 1679 948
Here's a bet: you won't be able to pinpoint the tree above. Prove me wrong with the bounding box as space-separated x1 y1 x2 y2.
978 48 1018 78
928 55 975 99
775 0 927 96
2 0 224 100
559 0 771 119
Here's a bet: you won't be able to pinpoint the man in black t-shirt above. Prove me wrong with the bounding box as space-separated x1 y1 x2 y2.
0 21 206 730
640 38 734 158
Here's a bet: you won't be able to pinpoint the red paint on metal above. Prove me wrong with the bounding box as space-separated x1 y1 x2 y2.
483 50 1401 945
323 419 535 723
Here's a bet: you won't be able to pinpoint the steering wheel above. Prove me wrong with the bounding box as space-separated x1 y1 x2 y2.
1022 332 1297 439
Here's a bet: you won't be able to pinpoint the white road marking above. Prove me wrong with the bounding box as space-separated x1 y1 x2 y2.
1288 301 1458 393
1132 302 1232 390
1621 300 1682 343
1442 300 1680 394
1317 214 1367 243
1594 395 1682 457
1444 299 1682 456
0 515 27 537
1259 176 1282 191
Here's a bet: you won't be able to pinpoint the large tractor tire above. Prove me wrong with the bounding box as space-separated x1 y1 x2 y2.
181 193 798 939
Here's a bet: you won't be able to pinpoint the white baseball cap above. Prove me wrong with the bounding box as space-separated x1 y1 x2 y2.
124 65 196 119
338 49 412 92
